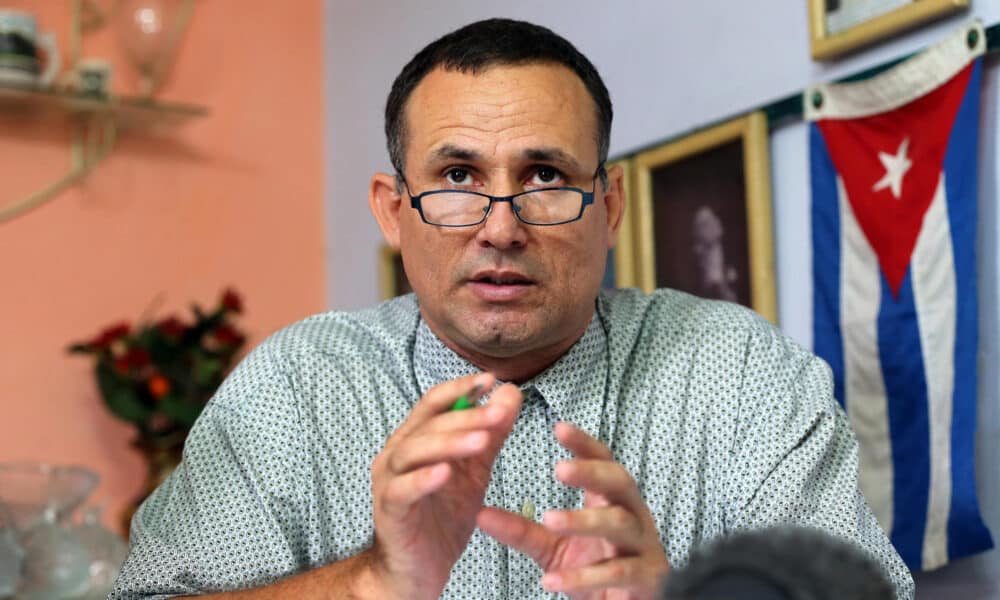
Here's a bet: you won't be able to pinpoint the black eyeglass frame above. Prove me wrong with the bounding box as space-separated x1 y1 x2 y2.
400 166 604 227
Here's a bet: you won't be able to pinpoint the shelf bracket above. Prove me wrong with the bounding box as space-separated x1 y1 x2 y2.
0 113 117 223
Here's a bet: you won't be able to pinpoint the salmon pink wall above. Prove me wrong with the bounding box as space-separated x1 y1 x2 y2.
0 1 325 534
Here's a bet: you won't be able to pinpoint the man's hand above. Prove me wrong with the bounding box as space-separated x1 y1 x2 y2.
477 422 669 599
368 373 523 600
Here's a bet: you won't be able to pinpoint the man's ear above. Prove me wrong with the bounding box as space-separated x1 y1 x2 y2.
369 172 403 249
603 163 626 248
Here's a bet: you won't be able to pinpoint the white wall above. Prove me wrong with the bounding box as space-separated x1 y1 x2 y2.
324 1 1000 596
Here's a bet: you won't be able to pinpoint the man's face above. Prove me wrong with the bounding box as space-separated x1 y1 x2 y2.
377 63 623 375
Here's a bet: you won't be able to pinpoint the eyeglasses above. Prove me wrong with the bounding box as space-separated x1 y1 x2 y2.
401 168 602 227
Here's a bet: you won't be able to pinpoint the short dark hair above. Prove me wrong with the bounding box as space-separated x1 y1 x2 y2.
660 527 894 600
385 18 612 184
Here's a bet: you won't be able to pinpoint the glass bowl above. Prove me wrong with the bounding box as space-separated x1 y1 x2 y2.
0 462 98 531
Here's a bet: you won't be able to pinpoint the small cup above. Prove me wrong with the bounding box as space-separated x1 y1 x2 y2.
75 58 113 98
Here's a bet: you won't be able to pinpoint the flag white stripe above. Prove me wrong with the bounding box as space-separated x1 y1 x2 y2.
838 177 894 535
911 175 956 570
804 21 985 121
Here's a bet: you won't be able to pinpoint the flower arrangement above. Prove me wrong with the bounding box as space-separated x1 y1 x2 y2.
68 288 248 449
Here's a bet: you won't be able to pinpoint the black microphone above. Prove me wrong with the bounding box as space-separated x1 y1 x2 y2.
659 526 895 600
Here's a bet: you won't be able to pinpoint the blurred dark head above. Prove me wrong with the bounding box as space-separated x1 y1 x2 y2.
660 526 895 600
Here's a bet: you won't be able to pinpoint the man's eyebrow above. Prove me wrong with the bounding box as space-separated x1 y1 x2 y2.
427 145 586 172
430 144 483 162
522 148 585 172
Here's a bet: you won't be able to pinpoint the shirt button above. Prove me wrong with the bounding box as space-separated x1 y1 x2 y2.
520 501 535 520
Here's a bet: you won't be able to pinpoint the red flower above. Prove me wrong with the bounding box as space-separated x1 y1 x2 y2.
124 347 151 367
221 288 243 314
212 324 245 347
147 374 171 399
114 347 151 373
156 316 186 339
90 322 130 350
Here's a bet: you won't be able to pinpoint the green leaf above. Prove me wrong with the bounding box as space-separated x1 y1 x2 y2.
195 358 223 386
95 362 121 399
95 362 151 423
158 394 203 427
105 386 152 423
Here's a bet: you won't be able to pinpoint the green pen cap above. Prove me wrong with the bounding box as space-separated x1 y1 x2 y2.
451 395 473 411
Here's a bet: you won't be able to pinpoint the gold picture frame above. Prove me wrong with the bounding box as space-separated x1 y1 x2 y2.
808 0 969 60
622 111 777 323
378 244 412 300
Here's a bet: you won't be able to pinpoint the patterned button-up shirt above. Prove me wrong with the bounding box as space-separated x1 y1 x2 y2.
111 288 914 599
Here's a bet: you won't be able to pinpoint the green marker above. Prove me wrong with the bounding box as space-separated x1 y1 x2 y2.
451 395 474 411
451 383 484 411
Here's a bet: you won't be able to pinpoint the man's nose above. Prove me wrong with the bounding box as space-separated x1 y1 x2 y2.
476 197 528 250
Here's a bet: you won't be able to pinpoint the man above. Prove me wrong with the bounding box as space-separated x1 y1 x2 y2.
112 18 914 599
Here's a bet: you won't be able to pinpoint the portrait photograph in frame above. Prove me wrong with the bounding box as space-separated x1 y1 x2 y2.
808 0 969 60
378 244 412 300
624 111 777 324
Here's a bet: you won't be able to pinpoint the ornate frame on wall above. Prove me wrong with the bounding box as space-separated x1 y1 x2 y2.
808 0 969 60
619 111 777 323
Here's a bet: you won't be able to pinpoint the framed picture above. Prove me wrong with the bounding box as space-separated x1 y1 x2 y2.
808 0 969 60
378 244 412 300
622 111 777 323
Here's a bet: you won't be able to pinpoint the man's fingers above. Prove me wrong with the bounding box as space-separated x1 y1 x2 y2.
486 383 525 435
419 402 504 434
554 421 613 460
420 382 523 436
554 459 645 515
541 556 666 595
387 430 490 473
389 384 524 473
379 463 452 517
541 506 644 552
476 507 557 567
397 373 495 437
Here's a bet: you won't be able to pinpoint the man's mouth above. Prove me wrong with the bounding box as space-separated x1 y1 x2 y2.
466 270 537 301
473 275 534 285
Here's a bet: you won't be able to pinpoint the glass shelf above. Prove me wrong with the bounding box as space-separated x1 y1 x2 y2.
0 83 208 130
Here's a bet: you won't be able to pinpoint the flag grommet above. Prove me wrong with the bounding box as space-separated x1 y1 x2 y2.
967 28 978 50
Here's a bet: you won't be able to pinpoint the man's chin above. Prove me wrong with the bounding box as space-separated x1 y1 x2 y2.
453 314 542 356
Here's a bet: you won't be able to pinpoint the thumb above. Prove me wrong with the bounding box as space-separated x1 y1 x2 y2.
483 383 523 453
477 506 556 568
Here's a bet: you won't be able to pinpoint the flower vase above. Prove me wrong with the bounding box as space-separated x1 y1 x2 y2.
120 438 184 535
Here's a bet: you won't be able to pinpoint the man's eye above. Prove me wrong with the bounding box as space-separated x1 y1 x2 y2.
529 167 563 186
445 168 473 185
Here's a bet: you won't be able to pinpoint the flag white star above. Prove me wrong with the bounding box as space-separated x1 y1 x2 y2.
872 137 913 200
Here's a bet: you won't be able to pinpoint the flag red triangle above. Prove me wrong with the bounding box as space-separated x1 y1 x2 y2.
816 64 972 297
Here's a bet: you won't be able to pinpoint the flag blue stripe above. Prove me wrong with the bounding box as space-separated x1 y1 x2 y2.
810 124 845 407
942 58 994 560
879 271 930 569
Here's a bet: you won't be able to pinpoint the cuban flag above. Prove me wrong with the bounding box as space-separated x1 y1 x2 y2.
807 21 993 571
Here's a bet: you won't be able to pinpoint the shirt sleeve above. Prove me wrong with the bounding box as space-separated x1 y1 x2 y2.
724 319 915 600
109 340 311 599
